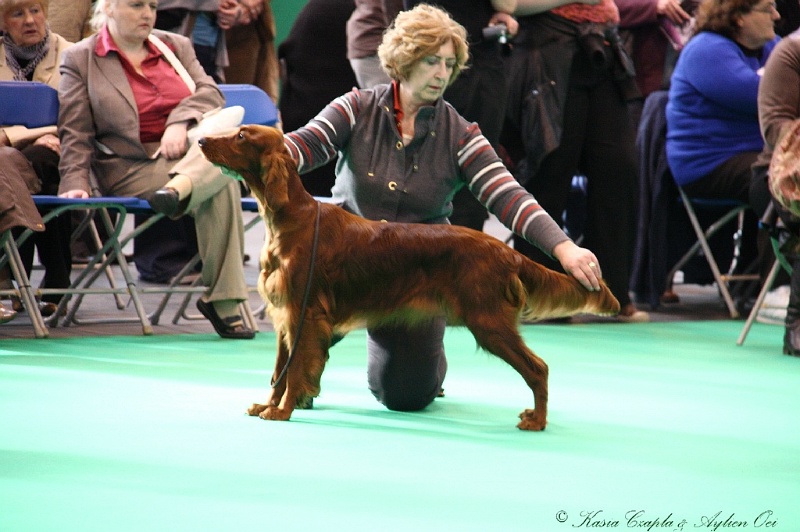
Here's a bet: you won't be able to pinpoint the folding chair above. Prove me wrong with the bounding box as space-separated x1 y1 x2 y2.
1 226 49 338
218 84 279 126
665 187 759 318
29 196 157 335
0 81 58 128
737 204 792 345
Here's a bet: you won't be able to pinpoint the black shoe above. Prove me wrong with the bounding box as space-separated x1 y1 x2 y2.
784 324 800 357
39 301 66 318
150 187 190 218
196 299 255 339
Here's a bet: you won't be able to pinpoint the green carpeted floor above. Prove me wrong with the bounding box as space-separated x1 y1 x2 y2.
1 321 799 531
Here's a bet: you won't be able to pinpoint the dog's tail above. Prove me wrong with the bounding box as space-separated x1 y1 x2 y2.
516 257 620 322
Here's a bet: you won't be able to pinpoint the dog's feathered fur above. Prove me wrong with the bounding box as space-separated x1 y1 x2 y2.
199 125 619 430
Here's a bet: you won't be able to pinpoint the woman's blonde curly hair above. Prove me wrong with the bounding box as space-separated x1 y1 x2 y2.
377 4 469 85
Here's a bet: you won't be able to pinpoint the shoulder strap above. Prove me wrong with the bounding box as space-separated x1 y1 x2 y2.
147 33 196 94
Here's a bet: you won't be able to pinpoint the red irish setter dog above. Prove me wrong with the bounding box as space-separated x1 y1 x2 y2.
199 125 619 430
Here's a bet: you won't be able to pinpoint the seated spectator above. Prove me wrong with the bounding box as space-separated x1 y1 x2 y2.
753 29 800 356
0 0 73 317
57 0 254 339
666 0 779 206
666 0 780 298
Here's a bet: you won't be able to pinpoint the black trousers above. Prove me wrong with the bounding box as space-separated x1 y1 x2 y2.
18 145 72 303
682 153 769 285
514 52 638 307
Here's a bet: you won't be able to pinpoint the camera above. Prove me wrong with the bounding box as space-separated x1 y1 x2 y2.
482 23 508 44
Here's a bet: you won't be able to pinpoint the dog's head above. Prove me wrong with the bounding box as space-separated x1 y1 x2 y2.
199 125 296 212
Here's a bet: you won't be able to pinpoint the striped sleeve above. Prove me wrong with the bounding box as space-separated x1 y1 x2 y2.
458 125 570 256
284 89 361 173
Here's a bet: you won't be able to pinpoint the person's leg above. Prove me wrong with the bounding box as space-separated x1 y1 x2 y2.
367 317 447 412
166 144 249 311
580 74 639 310
513 67 588 268
682 152 763 284
21 145 72 305
682 152 759 203
784 253 800 356
103 148 250 332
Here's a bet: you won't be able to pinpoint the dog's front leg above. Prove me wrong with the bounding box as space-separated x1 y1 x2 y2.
247 331 290 418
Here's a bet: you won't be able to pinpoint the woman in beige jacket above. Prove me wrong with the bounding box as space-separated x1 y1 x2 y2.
57 0 254 339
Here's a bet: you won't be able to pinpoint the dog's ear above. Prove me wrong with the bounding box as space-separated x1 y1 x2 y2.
258 149 293 212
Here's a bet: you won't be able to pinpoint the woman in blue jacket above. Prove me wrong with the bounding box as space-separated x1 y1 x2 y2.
666 0 781 202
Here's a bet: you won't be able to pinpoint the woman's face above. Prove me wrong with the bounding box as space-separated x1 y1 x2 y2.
736 0 780 49
3 2 47 47
402 41 457 107
106 0 157 44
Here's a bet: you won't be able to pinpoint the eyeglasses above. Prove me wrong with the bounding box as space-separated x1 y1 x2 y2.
752 1 778 13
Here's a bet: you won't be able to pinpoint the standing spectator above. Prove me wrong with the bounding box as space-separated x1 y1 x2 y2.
617 0 695 127
502 0 648 322
224 0 279 102
278 0 359 198
347 0 403 89
48 0 91 42
404 0 519 232
154 0 243 82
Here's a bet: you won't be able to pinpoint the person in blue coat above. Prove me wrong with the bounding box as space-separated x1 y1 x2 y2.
666 0 780 203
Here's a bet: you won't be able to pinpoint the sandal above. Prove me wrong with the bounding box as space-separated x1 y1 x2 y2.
196 299 255 339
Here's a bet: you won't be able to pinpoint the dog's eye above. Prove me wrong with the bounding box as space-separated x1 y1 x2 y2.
238 131 245 140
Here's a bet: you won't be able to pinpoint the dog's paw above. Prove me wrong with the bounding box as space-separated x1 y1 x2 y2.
517 408 547 431
258 406 293 421
247 403 270 416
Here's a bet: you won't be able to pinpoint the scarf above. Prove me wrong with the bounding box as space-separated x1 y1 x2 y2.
3 26 50 81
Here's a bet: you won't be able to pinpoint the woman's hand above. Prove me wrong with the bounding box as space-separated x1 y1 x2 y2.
239 0 264 21
552 240 602 291
657 0 691 25
59 189 89 199
488 12 519 38
217 0 251 29
33 133 61 155
160 121 189 160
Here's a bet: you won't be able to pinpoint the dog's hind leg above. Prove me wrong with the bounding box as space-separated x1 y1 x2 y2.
465 316 549 431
